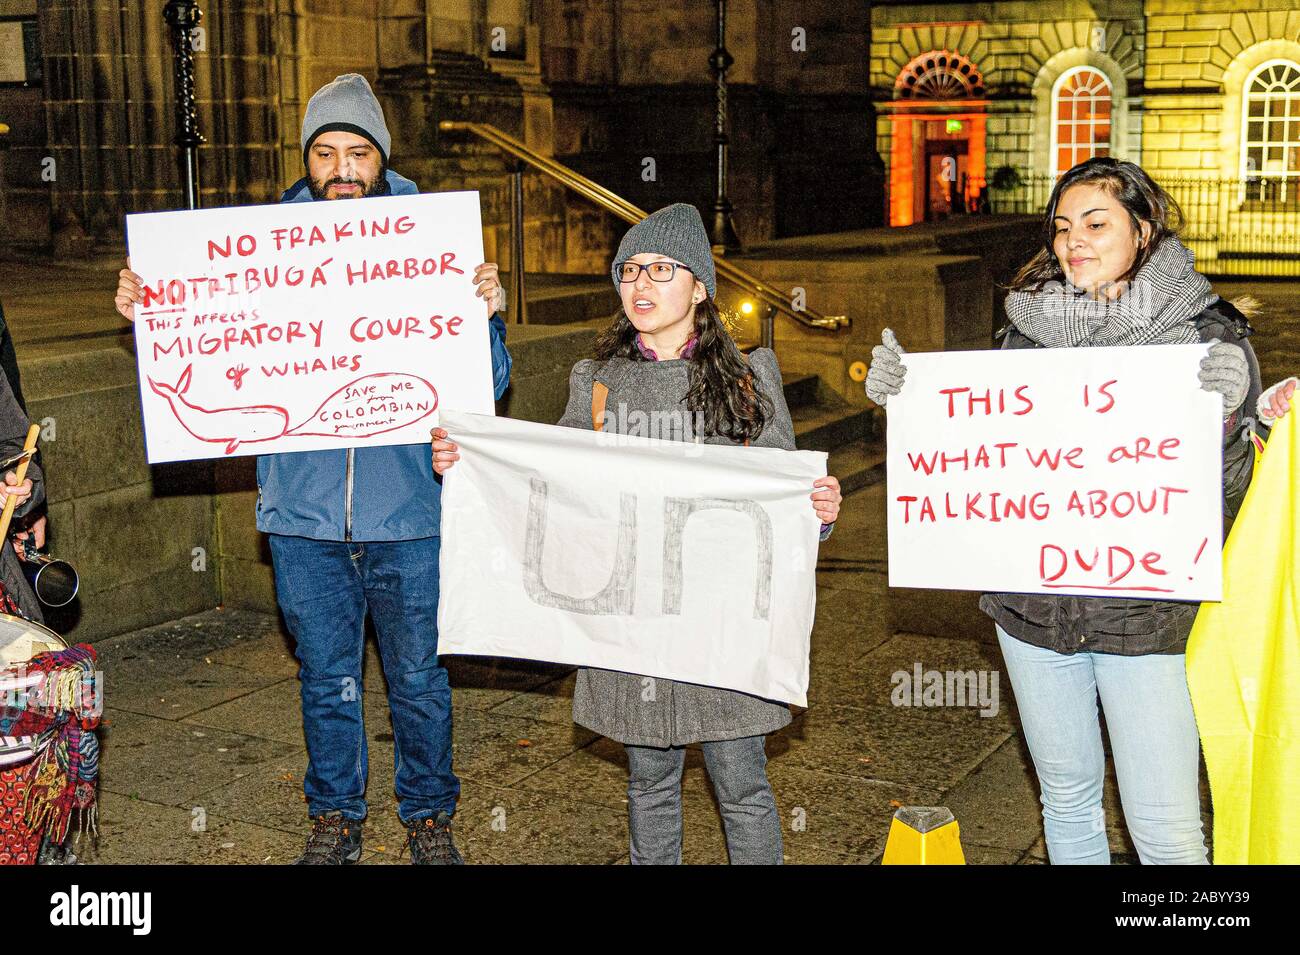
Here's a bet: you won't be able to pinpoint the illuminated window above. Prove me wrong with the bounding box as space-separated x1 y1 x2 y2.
1051 67 1112 177
1241 60 1300 202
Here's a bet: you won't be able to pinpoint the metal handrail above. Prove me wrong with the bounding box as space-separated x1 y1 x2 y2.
438 120 849 333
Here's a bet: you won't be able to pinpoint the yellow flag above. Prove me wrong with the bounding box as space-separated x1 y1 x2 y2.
1187 409 1300 864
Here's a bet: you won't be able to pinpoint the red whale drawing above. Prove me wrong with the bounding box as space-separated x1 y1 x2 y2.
148 366 289 454
148 365 438 454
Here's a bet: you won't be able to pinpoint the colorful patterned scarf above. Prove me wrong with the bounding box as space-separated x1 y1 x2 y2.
0 644 100 858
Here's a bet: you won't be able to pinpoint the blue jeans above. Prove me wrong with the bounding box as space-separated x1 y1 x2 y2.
995 626 1207 864
269 534 459 823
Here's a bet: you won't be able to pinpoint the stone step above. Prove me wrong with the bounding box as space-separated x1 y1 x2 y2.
791 401 874 453
827 437 887 495
780 370 820 410
503 272 615 326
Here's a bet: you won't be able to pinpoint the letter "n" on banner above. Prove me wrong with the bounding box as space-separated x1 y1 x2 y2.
662 498 773 620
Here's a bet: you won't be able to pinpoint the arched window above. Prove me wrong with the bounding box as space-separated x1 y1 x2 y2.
1241 59 1300 201
1051 67 1112 177
895 50 985 100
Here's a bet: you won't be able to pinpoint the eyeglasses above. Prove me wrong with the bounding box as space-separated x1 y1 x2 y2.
615 261 694 283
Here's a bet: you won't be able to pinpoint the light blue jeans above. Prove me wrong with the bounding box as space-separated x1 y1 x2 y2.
995 626 1208 865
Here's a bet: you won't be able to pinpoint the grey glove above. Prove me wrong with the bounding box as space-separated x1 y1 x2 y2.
1198 339 1249 417
866 328 907 407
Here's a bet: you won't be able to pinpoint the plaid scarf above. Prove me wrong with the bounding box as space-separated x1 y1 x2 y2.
1005 236 1216 348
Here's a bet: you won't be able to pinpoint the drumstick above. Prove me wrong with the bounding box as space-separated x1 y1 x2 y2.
0 425 40 543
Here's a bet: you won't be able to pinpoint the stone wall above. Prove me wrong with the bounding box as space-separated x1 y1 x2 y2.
871 1 1147 195
869 0 1300 269
23 346 218 641
1138 3 1300 183
543 0 883 247
0 1 47 247
30 0 287 251
870 0 1300 179
0 0 884 269
733 216 1039 407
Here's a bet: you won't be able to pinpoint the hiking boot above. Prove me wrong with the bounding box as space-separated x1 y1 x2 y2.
404 811 463 865
295 812 363 865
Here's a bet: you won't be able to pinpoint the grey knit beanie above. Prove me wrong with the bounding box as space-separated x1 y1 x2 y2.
612 203 716 297
302 73 392 164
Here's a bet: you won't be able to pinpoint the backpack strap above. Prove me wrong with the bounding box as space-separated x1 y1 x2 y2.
591 381 608 432
590 357 753 446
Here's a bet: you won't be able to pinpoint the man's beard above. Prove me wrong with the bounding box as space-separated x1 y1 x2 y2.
308 165 389 200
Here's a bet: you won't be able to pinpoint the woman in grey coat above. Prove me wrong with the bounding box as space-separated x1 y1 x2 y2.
434 203 842 864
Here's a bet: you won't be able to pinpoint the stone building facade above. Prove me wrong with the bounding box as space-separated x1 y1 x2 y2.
0 0 884 270
871 0 1300 272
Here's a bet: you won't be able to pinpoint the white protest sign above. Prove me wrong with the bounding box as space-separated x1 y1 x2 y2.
125 191 492 463
886 345 1223 601
435 409 827 707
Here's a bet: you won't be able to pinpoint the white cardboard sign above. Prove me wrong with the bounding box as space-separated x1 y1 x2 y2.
126 191 492 463
886 345 1224 601
435 409 827 706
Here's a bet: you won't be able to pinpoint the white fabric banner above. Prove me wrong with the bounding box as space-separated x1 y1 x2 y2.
126 191 492 463
436 409 828 706
886 344 1224 600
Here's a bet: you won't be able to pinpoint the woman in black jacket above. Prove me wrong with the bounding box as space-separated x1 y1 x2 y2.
867 158 1261 864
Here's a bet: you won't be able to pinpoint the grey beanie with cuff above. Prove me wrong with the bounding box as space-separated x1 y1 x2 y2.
612 203 717 298
301 73 392 164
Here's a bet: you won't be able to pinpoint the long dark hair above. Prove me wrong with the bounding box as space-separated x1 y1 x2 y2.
1007 157 1184 291
593 298 773 443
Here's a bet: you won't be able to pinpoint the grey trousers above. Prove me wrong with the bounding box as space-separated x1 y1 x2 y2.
624 735 783 865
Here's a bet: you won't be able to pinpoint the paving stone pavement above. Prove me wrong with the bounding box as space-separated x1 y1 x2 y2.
4 262 1281 865
65 480 1220 865
1214 280 1300 398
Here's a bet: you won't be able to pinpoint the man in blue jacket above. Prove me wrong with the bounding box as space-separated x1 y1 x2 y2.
116 74 511 865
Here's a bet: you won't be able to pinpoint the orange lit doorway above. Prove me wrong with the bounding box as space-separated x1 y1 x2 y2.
925 135 968 219
889 113 986 225
886 49 988 226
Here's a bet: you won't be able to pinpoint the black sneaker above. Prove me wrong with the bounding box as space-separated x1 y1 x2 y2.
404 811 463 865
295 812 363 865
